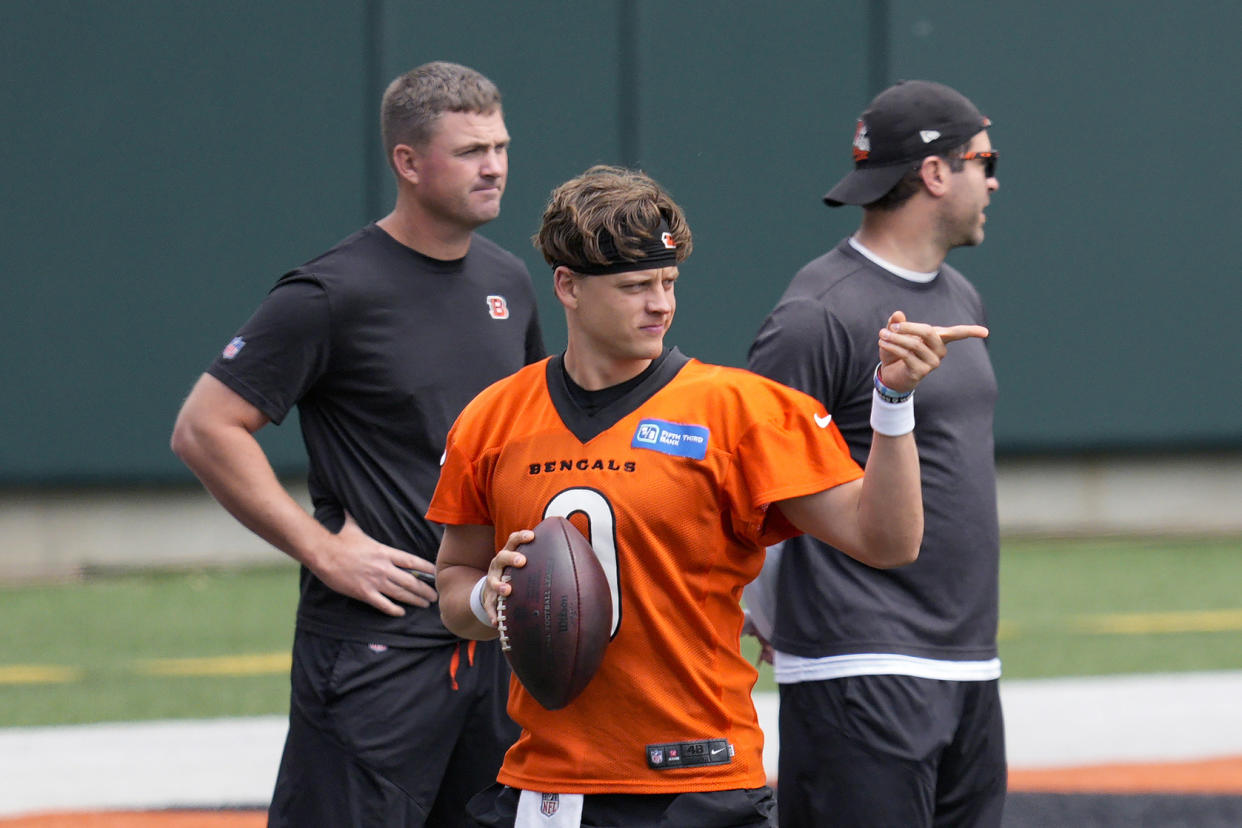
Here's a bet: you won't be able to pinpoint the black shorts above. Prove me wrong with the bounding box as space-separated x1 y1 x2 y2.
268 629 519 827
777 675 1006 828
467 782 775 827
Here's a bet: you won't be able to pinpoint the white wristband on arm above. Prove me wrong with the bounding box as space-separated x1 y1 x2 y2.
870 388 915 436
469 575 491 626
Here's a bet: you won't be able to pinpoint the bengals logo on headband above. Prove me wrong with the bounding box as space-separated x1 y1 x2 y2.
661 232 676 249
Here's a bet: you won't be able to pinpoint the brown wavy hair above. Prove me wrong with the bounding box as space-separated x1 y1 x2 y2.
534 165 693 270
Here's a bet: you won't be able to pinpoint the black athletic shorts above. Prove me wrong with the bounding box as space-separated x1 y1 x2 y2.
268 629 519 827
777 675 1006 828
467 782 775 827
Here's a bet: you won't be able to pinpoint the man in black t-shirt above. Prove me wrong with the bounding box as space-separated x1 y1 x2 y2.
172 62 544 826
748 80 1005 827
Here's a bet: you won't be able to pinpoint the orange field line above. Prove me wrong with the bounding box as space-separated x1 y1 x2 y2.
1009 755 1242 794
0 814 264 827
7 757 1242 825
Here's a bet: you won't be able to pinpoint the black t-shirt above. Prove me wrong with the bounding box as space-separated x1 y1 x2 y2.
208 223 545 645
748 239 999 661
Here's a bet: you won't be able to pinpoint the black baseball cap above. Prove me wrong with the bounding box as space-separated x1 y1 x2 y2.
823 80 990 207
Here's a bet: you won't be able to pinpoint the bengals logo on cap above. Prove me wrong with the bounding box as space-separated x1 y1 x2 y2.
661 231 676 249
851 120 871 162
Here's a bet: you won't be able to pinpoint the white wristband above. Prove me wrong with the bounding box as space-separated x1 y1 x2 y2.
469 575 491 626
870 388 915 436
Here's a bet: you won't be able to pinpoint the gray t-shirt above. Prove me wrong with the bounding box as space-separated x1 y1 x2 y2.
748 238 999 665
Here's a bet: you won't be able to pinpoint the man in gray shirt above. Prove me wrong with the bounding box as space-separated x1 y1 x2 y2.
748 80 1004 827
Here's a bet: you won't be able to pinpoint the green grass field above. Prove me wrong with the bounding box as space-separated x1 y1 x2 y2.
0 567 298 727
998 535 1242 678
2 535 1241 728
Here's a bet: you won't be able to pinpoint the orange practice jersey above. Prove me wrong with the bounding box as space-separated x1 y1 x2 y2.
427 351 863 794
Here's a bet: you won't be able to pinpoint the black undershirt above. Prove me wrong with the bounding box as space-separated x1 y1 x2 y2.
559 350 667 415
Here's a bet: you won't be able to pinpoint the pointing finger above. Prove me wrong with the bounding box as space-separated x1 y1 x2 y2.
935 324 989 343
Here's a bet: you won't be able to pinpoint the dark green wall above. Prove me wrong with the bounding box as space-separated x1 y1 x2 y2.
2 1 367 481
3 1 1239 484
884 1 1242 451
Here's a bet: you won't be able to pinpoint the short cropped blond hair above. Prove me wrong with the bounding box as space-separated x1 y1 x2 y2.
380 61 501 167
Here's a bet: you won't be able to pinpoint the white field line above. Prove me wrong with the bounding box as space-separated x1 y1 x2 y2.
4 672 1242 816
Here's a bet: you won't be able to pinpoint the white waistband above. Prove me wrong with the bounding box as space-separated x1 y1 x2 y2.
773 651 1001 683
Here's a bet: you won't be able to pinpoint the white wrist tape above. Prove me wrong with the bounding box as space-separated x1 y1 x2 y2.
469 575 491 626
870 388 915 436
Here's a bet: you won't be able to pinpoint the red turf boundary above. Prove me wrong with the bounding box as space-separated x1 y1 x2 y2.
8 757 1242 826
1008 755 1242 794
0 815 264 827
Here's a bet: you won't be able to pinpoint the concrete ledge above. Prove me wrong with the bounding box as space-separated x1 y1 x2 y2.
0 484 307 581
6 672 1242 814
997 453 1242 536
3 454 1241 582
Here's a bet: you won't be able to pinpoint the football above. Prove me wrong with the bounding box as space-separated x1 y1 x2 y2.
496 516 612 710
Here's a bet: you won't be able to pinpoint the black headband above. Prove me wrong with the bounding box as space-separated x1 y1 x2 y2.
558 218 679 275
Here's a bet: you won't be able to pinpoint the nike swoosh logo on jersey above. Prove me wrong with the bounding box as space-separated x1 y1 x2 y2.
814 413 832 429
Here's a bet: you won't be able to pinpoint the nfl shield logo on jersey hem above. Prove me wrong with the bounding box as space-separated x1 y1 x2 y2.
515 789 583 824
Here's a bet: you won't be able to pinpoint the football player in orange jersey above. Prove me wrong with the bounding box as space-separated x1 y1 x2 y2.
429 165 987 827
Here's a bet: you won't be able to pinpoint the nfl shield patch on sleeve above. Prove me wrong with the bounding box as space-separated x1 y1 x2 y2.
221 336 245 360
